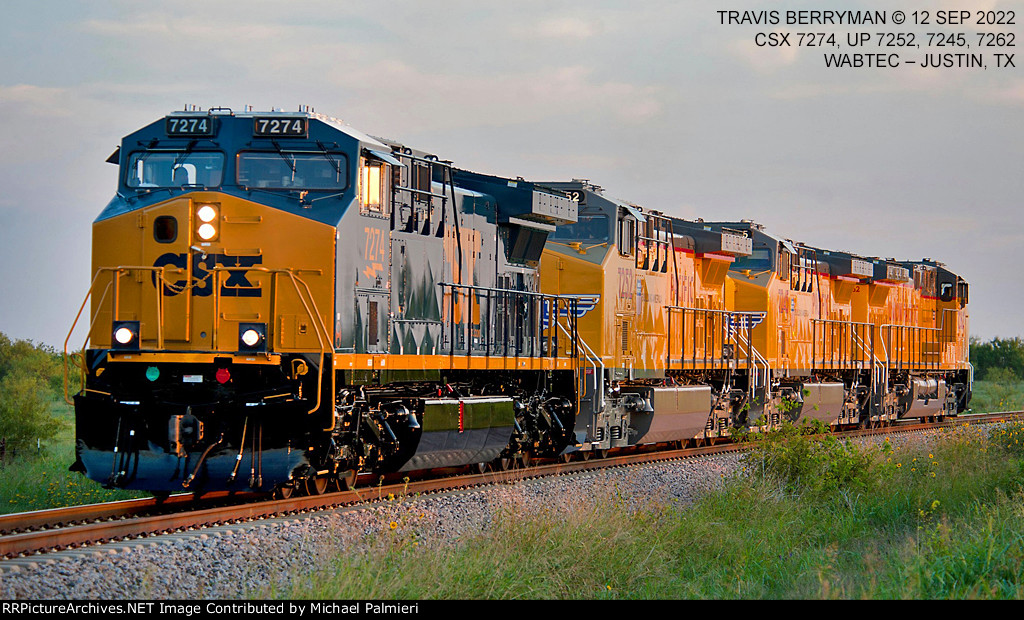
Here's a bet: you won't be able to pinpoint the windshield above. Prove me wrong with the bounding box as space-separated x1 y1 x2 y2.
729 247 773 273
126 151 224 188
550 213 610 242
237 152 349 190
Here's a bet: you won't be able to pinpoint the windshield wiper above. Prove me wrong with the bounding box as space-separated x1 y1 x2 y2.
171 140 198 169
315 140 343 176
270 140 297 179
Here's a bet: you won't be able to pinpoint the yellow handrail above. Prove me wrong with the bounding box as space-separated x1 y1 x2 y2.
63 265 179 404
62 265 333 423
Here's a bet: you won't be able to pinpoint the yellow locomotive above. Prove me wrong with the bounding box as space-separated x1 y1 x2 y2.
539 180 970 452
65 109 971 496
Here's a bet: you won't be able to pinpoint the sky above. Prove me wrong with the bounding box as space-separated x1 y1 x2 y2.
0 0 1021 348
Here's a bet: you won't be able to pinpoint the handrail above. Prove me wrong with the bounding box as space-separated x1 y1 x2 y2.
557 318 602 390
62 264 332 422
211 266 332 418
665 305 763 368
879 308 963 370
438 281 580 360
63 266 177 404
734 328 770 403
811 318 874 369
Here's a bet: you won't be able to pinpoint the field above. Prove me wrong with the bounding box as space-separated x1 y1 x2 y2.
280 417 1024 599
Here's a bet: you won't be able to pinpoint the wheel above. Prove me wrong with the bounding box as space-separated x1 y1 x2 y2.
518 451 532 468
596 449 609 459
580 450 591 461
559 452 572 463
305 475 328 496
274 484 294 500
336 469 358 491
492 457 512 471
475 462 489 474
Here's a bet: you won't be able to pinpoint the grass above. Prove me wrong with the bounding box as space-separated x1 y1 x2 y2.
969 378 1024 414
0 399 146 514
273 421 1024 599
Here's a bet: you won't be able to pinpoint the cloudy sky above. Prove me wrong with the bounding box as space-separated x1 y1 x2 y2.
1 0 1021 348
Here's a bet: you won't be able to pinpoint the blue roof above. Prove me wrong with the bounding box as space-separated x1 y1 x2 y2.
95 111 382 227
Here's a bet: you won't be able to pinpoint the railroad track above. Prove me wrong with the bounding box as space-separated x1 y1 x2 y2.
3 411 1020 562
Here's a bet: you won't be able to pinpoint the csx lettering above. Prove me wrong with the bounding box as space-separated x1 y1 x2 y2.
756 32 791 46
152 253 263 297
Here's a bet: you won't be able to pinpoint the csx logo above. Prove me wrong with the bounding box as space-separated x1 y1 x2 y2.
152 252 262 297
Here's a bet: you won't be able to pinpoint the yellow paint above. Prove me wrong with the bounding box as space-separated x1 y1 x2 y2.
107 351 283 365
88 192 335 355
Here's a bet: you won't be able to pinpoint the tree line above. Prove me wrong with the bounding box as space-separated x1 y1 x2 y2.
970 337 1024 382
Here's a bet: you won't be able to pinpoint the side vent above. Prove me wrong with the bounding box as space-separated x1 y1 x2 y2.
621 321 630 353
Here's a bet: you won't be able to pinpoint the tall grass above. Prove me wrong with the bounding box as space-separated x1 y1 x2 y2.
969 375 1024 413
275 422 1024 599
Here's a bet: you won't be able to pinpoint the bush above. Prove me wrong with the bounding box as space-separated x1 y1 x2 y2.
743 422 879 496
0 332 66 457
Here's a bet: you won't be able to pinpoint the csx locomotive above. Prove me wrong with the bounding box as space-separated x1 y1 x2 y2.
65 107 971 496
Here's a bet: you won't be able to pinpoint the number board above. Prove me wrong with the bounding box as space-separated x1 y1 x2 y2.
565 189 586 205
166 116 215 137
253 117 308 138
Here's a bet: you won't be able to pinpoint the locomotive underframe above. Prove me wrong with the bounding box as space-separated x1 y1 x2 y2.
73 349 579 494
593 365 972 451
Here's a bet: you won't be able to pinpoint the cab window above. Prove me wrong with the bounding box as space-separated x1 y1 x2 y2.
551 213 610 242
730 247 772 273
939 282 954 302
126 151 224 188
360 158 389 215
236 151 348 190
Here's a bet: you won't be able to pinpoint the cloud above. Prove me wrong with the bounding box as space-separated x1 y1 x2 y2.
517 16 607 40
0 84 73 116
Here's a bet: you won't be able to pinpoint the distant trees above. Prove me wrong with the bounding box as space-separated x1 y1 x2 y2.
970 337 1024 381
0 333 65 457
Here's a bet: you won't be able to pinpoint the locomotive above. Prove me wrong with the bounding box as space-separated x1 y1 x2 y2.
65 107 972 496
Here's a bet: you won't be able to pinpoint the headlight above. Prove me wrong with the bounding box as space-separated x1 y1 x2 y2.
112 321 140 350
196 205 218 223
114 327 134 344
241 329 261 347
238 322 267 353
197 223 217 240
194 203 220 241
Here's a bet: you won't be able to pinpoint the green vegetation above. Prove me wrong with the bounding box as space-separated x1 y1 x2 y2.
0 332 143 513
278 422 1024 599
970 336 1024 381
968 371 1024 414
0 333 67 455
966 337 1024 413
